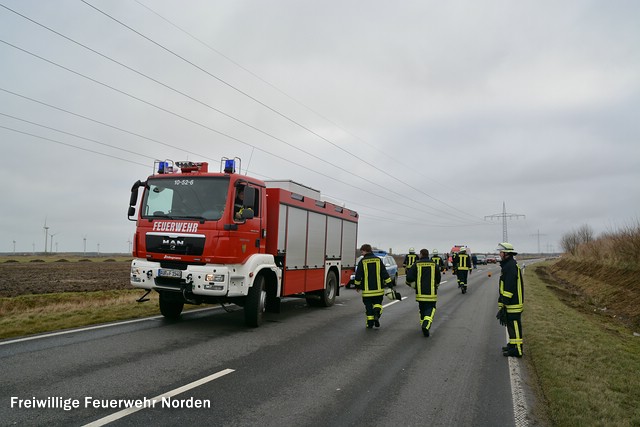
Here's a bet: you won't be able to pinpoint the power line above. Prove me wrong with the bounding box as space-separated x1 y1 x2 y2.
132 0 466 199
0 36 479 224
79 0 483 222
0 111 154 161
2 3 482 225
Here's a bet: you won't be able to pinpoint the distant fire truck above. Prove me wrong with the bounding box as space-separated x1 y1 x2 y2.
128 158 358 327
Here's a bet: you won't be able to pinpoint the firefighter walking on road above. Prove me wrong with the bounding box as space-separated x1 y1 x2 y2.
403 248 417 271
406 249 442 337
430 249 445 273
453 246 472 293
495 242 524 357
354 244 393 329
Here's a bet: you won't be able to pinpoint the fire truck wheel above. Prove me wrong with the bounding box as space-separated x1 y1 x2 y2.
159 292 183 320
318 270 337 307
245 275 266 327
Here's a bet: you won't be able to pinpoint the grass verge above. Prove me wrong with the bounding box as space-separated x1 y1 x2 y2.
525 261 640 426
0 290 162 340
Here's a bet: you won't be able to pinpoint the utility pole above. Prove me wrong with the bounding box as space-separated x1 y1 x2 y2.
83 235 87 256
530 229 547 254
13 240 16 254
484 202 525 242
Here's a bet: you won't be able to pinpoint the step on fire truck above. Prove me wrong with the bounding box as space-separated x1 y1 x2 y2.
127 157 359 327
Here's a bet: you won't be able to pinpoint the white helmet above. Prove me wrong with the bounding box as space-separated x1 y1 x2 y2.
409 247 415 253
432 249 439 255
459 246 467 253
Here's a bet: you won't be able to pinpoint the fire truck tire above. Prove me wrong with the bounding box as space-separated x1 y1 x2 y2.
159 292 183 320
245 275 266 327
318 270 337 307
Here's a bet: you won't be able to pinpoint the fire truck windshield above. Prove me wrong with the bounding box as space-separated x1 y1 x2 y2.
142 177 229 221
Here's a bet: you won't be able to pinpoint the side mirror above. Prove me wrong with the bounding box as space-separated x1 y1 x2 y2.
243 186 256 210
128 180 145 221
242 208 254 220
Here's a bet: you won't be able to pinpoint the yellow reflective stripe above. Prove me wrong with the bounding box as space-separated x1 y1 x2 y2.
502 290 514 298
416 261 436 297
362 258 385 292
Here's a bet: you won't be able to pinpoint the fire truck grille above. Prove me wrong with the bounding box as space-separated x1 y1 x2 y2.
146 234 205 256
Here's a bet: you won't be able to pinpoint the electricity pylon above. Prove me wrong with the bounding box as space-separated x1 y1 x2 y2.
485 202 525 242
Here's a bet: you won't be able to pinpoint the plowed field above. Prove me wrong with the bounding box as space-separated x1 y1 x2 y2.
0 259 130 297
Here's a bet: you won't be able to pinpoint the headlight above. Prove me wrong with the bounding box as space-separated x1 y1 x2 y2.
131 267 141 276
205 273 225 282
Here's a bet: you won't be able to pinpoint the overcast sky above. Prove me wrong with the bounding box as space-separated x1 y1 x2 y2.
1 0 639 255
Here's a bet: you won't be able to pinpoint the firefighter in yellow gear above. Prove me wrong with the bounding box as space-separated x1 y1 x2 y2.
402 248 417 270
453 247 471 294
430 249 445 273
496 242 524 357
354 244 393 328
406 249 441 337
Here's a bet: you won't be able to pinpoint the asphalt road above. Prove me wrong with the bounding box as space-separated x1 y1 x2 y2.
0 263 526 426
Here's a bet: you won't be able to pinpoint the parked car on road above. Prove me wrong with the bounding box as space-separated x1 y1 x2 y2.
475 254 487 265
347 250 399 288
486 255 498 264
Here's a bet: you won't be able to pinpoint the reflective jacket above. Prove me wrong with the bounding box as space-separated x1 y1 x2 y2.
498 256 524 313
406 257 442 302
354 253 392 297
431 255 444 271
454 253 471 271
403 253 417 269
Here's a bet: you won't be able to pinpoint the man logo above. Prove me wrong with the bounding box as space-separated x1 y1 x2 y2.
163 238 184 251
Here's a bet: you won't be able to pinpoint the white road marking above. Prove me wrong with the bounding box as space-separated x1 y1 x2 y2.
82 368 235 426
505 330 529 426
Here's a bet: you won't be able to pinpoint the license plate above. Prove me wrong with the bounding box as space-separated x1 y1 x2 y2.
158 268 182 278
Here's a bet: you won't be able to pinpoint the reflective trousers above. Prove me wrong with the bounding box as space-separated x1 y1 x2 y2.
505 312 523 356
456 269 469 287
418 301 437 331
362 295 384 327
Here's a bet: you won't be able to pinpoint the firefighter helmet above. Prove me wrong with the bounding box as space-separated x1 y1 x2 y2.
432 249 438 255
409 247 415 253
459 246 467 253
496 242 517 254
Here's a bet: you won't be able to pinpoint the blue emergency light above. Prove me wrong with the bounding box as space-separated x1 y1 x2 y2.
224 159 236 173
158 161 169 174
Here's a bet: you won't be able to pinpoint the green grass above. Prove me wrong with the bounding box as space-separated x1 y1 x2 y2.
525 262 640 426
0 290 162 339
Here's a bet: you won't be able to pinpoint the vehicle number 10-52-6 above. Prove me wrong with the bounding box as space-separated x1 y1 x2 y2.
174 180 194 185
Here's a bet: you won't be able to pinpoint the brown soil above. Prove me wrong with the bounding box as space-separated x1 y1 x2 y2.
0 260 131 297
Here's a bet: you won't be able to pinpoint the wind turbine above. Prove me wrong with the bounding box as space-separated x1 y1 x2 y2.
50 232 59 253
43 218 49 253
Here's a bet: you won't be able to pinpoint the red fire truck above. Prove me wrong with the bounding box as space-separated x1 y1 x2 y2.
127 158 359 327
